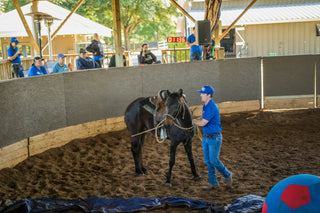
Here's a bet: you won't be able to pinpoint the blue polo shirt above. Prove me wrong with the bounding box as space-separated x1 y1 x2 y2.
7 46 21 63
28 65 48 77
202 99 222 134
52 63 69 73
187 34 202 53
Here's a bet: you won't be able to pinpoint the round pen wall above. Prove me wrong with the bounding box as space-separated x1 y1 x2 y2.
0 55 319 169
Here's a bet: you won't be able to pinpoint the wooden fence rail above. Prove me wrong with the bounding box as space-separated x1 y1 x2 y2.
0 52 131 81
161 48 190 63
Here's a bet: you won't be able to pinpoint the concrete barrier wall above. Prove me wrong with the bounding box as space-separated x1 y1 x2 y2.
1 54 319 169
263 55 316 96
1 55 319 150
0 57 261 148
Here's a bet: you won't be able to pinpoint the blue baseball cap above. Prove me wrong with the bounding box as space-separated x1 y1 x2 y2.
57 53 66 59
10 37 19 44
197 85 214 95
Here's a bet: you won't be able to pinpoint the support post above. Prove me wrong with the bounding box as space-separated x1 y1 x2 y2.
12 0 39 52
314 62 317 108
261 57 264 110
112 0 123 67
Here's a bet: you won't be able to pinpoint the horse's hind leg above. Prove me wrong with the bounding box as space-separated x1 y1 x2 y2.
131 135 144 175
184 141 200 180
138 134 148 173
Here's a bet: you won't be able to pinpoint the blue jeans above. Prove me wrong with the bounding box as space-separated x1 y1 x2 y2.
202 133 231 185
189 52 202 61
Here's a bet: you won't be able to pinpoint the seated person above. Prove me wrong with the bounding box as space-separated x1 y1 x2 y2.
138 44 159 65
28 57 48 77
76 48 99 70
52 53 69 73
109 47 126 67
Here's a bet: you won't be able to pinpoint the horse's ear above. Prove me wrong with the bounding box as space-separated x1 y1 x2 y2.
177 89 183 97
158 90 170 100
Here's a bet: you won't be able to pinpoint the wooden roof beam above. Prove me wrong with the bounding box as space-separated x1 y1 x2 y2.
42 0 85 51
12 0 40 52
219 0 257 40
169 0 196 23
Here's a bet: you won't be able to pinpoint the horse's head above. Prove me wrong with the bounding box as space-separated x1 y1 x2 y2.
154 89 186 126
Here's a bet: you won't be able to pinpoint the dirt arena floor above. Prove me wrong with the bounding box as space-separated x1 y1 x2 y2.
0 109 319 212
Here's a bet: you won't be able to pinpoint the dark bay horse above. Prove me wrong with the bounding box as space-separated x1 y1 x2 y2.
124 89 200 185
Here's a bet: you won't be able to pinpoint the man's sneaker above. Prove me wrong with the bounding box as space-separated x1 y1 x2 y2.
202 184 219 190
226 173 233 187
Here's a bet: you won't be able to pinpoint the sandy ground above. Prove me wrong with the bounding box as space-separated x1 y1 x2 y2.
0 109 319 212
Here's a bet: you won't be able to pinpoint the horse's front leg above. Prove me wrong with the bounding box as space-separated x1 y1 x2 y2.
184 140 200 181
165 142 178 186
131 135 144 175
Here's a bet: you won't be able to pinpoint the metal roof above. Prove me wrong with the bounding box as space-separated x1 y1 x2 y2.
187 2 320 27
0 1 112 38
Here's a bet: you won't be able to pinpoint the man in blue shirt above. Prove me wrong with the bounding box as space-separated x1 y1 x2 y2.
7 37 24 78
193 85 232 190
186 27 202 61
52 53 69 73
28 57 48 77
76 48 98 70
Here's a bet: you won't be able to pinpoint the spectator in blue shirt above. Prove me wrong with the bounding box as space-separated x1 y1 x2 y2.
76 48 98 70
7 37 24 78
186 27 202 61
52 53 69 73
28 57 48 77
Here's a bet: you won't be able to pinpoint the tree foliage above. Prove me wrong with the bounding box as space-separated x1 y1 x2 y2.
1 0 180 50
1 0 30 12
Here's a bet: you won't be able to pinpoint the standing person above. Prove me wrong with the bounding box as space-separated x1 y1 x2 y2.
52 53 69 73
86 33 105 68
28 57 48 77
7 37 24 78
186 27 202 61
76 48 98 70
138 44 158 65
192 85 232 190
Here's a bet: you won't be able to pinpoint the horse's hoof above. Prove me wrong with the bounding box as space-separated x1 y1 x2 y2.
165 182 172 187
142 167 148 174
194 176 201 181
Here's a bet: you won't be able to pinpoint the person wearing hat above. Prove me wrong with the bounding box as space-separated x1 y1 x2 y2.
52 53 69 73
192 85 232 190
28 57 48 77
76 48 99 70
7 37 24 78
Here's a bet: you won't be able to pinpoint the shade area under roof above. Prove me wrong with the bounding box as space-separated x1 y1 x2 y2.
0 1 112 38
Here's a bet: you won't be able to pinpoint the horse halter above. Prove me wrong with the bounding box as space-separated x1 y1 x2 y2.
163 97 194 131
